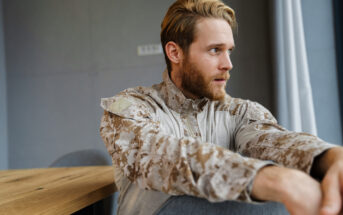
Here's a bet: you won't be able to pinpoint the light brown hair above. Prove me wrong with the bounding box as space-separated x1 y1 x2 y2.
160 0 236 72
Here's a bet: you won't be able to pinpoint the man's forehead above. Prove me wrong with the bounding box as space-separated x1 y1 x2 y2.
193 17 234 47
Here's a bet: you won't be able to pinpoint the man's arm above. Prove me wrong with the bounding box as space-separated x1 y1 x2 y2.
250 147 343 215
234 100 341 214
100 93 273 202
251 165 323 215
234 100 335 173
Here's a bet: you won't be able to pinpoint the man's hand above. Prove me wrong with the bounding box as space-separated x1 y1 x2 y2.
313 147 343 215
320 160 343 215
251 165 322 215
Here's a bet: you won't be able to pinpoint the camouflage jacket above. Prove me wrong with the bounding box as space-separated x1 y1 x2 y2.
100 70 335 215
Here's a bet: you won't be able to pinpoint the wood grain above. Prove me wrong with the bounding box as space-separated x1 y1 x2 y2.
0 166 117 215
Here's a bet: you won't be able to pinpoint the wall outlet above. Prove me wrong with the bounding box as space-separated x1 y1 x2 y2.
137 44 163 56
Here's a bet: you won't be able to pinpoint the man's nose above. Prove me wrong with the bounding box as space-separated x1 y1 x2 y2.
220 52 233 71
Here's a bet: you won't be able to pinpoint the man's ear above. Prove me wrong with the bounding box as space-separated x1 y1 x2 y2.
165 41 184 65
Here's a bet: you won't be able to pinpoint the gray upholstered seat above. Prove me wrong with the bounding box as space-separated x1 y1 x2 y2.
50 149 111 167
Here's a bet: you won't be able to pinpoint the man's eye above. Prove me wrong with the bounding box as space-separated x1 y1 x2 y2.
227 49 232 55
210 48 219 53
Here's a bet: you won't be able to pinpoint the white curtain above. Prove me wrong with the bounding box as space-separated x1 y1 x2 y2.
273 0 317 135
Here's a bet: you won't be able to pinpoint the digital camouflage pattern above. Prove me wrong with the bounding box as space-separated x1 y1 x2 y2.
100 70 335 215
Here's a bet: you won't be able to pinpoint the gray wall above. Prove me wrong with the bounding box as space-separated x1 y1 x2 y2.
3 0 273 169
0 0 8 170
301 0 342 144
225 0 274 111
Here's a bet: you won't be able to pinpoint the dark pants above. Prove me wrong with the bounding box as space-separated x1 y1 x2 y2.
155 195 289 215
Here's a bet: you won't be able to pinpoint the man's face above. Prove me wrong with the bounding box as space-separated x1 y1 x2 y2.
180 18 234 101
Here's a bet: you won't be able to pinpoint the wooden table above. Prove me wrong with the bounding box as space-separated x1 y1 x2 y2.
0 166 117 215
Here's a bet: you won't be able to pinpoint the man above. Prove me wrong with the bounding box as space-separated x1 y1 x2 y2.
100 0 343 214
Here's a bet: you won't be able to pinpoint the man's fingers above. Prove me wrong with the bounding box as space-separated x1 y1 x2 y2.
321 174 342 215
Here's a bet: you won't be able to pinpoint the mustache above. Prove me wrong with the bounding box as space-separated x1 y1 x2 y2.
213 72 230 80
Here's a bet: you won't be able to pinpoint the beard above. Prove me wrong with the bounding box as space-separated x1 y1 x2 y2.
180 57 229 101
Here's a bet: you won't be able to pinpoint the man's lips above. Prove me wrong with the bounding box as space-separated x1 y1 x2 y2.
213 74 230 83
213 78 227 83
213 79 227 86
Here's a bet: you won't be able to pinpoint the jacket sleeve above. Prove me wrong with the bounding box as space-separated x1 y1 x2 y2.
100 94 273 203
235 100 337 174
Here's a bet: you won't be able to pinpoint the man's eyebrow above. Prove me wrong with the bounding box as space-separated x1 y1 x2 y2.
206 43 235 50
